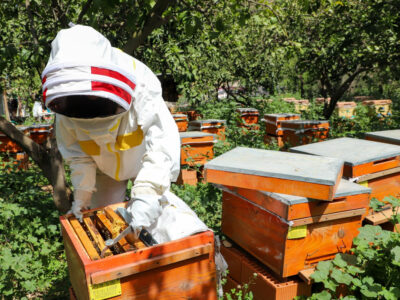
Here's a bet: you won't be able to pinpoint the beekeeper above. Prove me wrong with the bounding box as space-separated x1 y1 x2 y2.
41 24 208 244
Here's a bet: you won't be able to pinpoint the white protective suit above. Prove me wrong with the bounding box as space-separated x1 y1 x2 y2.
41 25 208 243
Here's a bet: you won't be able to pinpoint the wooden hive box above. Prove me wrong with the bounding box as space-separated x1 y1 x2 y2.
221 242 312 300
262 113 301 136
0 126 30 153
236 108 260 125
362 99 392 116
221 179 370 278
365 129 400 146
283 99 310 112
291 137 400 194
335 102 357 119
315 97 331 105
29 124 53 145
172 113 188 132
188 119 226 140
60 202 217 300
180 131 216 166
264 134 284 149
204 147 344 201
281 120 330 146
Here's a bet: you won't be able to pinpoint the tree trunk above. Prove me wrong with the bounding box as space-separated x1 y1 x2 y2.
0 116 72 213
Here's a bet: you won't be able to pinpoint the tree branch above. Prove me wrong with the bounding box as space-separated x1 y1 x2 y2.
25 0 39 47
123 0 177 54
77 0 93 24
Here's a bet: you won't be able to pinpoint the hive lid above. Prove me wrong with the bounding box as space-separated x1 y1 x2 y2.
205 147 344 186
281 120 328 126
264 113 300 118
291 137 400 166
236 108 258 113
179 131 216 140
172 113 187 118
262 179 371 205
365 130 400 144
189 119 226 125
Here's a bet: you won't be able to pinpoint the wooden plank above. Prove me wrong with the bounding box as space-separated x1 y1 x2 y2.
90 244 213 284
355 166 400 182
83 216 112 258
364 209 394 225
69 217 100 260
290 208 366 226
94 212 134 253
299 268 315 285
104 207 146 249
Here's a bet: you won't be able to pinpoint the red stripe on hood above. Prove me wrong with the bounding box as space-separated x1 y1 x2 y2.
91 81 132 105
91 67 136 91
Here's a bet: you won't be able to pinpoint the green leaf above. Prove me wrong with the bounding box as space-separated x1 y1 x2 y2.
369 197 385 212
330 268 353 285
391 246 400 263
332 254 348 268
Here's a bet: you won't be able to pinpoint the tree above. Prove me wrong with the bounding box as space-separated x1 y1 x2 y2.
281 0 400 119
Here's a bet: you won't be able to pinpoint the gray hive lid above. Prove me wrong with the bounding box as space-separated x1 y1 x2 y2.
172 113 187 118
29 124 52 129
262 179 371 205
264 113 300 119
291 137 400 166
179 131 216 140
205 147 344 185
365 130 400 144
280 120 328 126
189 119 226 125
237 107 259 113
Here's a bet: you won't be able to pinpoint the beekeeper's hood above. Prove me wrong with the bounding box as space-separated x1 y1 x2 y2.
41 25 136 116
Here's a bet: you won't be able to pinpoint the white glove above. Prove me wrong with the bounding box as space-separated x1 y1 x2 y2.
68 190 92 221
126 194 162 238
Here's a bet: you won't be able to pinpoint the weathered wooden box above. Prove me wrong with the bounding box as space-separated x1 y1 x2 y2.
281 120 330 146
188 119 226 140
0 126 30 153
362 99 392 116
221 242 311 300
180 131 216 166
172 113 188 132
60 202 217 300
264 134 284 148
221 180 369 278
365 129 400 146
262 113 301 136
205 147 344 201
283 99 310 112
29 124 53 145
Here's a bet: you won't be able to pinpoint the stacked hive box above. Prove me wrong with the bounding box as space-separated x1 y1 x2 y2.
62 202 217 300
204 147 369 299
291 137 400 230
280 120 330 147
172 113 188 132
188 119 226 141
29 124 53 145
0 125 31 169
336 102 357 119
283 99 310 112
362 99 392 117
178 131 216 185
262 113 300 148
236 108 260 130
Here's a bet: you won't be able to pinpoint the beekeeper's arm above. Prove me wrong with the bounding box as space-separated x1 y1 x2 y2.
56 115 97 220
127 64 180 234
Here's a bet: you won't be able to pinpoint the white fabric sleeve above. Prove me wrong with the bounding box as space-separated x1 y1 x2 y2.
132 66 180 195
55 115 97 199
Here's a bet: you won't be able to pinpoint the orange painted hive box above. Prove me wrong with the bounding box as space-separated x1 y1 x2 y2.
280 120 330 146
291 137 400 201
188 119 226 140
172 113 188 132
262 113 301 136
29 124 53 144
221 242 312 299
180 131 216 166
0 126 30 153
204 147 344 201
236 108 260 125
221 179 370 278
60 202 217 300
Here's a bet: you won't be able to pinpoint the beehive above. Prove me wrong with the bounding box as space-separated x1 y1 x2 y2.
221 179 370 277
172 113 188 132
283 99 310 112
236 108 259 125
221 242 312 300
335 102 356 119
365 129 400 146
362 99 392 117
262 113 301 136
0 126 30 153
281 120 329 146
60 202 217 300
291 137 400 206
204 147 344 201
315 98 331 105
188 119 226 140
29 124 53 145
180 131 216 166
264 134 284 148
